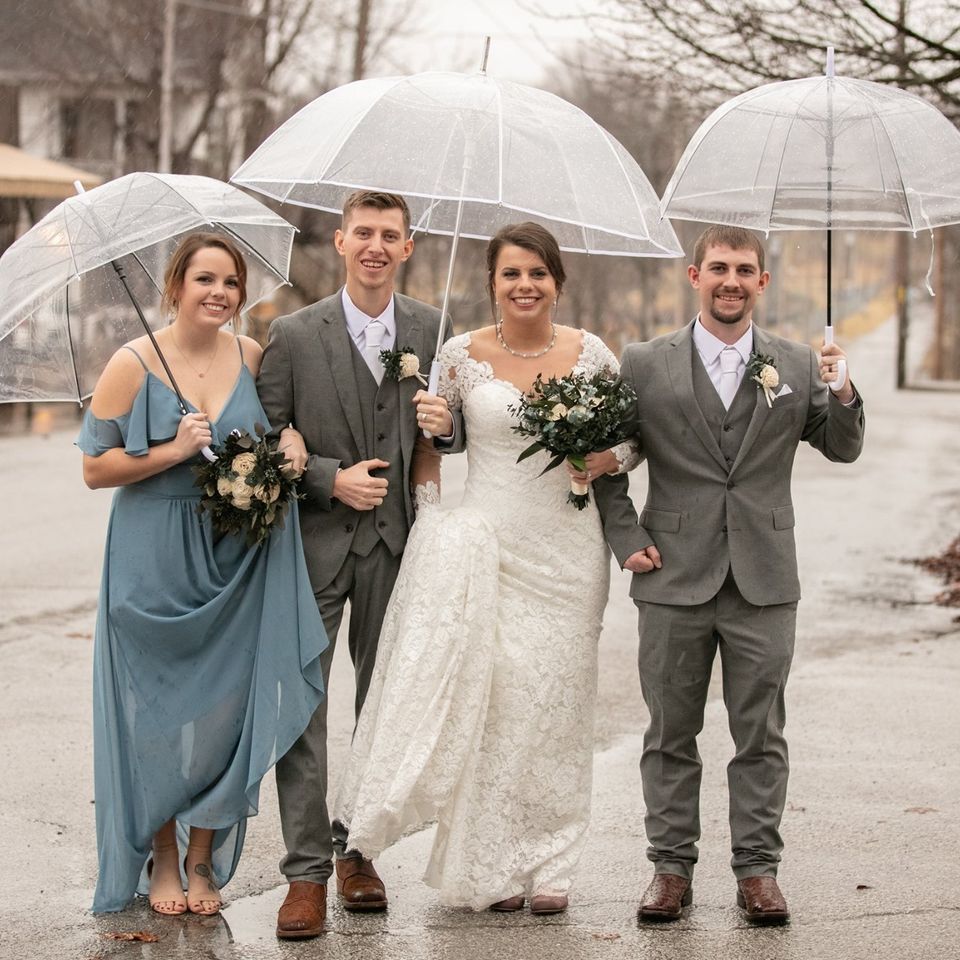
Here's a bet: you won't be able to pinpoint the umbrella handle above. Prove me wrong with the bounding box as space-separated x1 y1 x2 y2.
823 325 847 393
200 444 218 462
421 361 442 439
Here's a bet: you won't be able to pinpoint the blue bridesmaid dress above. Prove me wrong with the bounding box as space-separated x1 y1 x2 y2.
77 345 327 913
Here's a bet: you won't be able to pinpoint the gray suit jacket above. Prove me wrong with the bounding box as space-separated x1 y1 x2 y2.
595 321 865 607
257 289 446 592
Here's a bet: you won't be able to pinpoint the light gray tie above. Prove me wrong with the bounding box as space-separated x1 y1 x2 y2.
364 319 385 384
718 347 740 410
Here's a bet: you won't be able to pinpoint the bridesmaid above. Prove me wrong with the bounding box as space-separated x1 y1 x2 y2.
79 233 328 914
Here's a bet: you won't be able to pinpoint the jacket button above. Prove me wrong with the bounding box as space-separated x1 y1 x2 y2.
727 481 735 489
345 523 354 532
725 456 733 464
377 403 386 411
723 424 733 432
722 525 728 533
377 432 386 441
377 520 387 528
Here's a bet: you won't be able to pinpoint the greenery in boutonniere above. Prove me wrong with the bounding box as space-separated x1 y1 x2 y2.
379 345 427 385
746 350 779 407
509 370 637 510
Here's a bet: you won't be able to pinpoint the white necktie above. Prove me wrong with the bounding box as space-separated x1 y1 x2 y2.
718 347 740 410
364 319 385 384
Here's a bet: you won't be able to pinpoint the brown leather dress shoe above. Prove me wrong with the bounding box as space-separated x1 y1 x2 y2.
276 881 326 939
637 873 692 922
489 895 525 912
335 857 388 911
530 893 568 915
737 876 790 925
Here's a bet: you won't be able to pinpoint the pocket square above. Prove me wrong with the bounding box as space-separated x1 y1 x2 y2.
775 383 793 398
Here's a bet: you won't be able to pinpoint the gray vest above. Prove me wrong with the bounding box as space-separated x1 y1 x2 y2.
348 342 408 557
691 351 755 471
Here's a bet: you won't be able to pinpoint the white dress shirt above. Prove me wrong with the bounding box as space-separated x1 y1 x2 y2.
692 316 753 400
342 288 397 357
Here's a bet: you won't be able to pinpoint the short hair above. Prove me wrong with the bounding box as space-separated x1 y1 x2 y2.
485 222 566 311
341 190 411 235
161 232 248 317
692 225 765 273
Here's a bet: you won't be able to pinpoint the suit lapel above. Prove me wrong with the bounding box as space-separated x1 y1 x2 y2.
666 323 729 472
394 297 423 457
730 325 778 474
318 292 366 455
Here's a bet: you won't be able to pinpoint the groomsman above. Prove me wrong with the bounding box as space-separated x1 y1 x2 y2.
257 191 455 938
594 225 864 925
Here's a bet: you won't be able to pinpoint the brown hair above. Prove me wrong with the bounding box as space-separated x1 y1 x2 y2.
692 225 765 273
342 190 412 235
161 232 248 317
485 222 566 312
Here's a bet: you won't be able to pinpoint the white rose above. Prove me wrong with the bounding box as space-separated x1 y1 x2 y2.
399 353 421 379
253 482 281 504
547 403 568 421
216 476 233 496
231 476 252 508
759 364 779 389
231 452 257 476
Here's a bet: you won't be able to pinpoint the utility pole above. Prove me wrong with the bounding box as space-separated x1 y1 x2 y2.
159 0 176 173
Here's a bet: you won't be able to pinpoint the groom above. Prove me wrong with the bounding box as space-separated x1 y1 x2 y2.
257 190 454 939
596 225 864 925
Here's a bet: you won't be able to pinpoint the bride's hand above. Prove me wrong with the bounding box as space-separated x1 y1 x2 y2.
413 390 453 436
565 449 620 483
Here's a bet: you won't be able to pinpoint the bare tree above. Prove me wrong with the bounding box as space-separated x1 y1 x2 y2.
580 0 960 120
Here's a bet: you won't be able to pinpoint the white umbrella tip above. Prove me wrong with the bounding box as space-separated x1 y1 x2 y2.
73 179 86 194
826 46 835 77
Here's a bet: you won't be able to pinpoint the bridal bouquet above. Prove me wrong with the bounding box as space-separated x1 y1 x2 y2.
193 423 302 546
510 371 637 510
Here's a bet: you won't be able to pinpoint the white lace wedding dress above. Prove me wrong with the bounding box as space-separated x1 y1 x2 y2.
336 330 624 909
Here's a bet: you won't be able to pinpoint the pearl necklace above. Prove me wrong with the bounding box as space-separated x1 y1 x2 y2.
496 320 557 359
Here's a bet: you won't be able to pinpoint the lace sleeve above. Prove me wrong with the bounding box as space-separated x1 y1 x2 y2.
580 332 640 473
577 331 620 378
436 336 468 411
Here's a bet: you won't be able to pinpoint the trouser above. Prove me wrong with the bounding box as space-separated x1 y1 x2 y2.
275 541 403 884
636 571 797 881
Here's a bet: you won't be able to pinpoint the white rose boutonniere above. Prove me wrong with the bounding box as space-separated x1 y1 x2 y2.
380 345 428 385
746 351 779 408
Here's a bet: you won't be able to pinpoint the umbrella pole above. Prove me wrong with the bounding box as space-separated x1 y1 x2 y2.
110 258 218 460
823 49 846 393
421 200 464 439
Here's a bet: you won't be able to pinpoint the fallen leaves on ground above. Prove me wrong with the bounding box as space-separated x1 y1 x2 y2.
100 930 160 942
913 536 960 619
904 806 938 814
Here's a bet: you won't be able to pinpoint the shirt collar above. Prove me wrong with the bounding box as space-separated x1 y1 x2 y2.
341 287 396 342
692 315 753 366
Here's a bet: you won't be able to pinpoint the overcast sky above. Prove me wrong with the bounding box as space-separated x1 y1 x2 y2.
398 0 595 85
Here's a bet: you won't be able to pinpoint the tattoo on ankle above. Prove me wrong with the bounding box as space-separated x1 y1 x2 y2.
195 863 211 878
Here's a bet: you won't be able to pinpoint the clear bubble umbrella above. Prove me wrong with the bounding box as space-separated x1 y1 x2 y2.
232 49 682 409
661 48 960 391
0 172 296 408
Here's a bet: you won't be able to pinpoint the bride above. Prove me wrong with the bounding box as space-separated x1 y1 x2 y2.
336 222 637 914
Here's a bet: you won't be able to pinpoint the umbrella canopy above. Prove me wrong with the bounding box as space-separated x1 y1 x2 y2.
0 143 103 199
232 70 682 258
661 66 960 233
0 172 295 403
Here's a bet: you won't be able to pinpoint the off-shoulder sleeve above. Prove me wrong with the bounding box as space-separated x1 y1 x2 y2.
75 376 174 457
76 408 127 456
